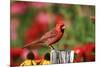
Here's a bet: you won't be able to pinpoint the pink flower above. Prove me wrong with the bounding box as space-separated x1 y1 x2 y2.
11 2 28 14
36 11 52 24
10 18 20 40
30 2 49 8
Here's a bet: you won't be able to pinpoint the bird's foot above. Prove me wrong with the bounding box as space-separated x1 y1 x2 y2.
49 45 55 50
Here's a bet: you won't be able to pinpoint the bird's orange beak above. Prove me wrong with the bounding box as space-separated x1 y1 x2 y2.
62 25 66 29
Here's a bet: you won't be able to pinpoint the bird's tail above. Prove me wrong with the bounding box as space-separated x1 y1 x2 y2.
23 39 44 49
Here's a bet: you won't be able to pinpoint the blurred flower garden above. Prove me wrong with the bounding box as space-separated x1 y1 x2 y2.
10 1 95 66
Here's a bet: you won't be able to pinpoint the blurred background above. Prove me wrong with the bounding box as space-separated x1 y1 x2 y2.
10 1 95 66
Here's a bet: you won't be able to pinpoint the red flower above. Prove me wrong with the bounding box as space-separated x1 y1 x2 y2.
73 44 85 62
11 48 23 58
73 45 84 57
24 23 40 44
73 57 84 62
84 53 95 62
84 42 95 53
83 42 95 62
73 43 95 62
10 48 23 66
24 22 48 44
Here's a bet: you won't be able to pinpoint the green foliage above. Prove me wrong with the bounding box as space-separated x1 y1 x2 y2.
38 46 50 56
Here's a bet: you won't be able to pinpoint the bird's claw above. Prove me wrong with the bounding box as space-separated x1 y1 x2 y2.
49 45 55 50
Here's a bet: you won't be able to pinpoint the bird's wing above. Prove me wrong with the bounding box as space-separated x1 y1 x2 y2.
40 29 57 41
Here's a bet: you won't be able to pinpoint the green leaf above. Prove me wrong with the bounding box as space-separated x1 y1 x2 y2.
38 46 50 56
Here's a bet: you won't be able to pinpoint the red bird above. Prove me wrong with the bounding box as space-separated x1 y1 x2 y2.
23 23 65 49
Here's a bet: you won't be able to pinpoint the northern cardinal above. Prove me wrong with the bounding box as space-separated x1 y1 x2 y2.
23 21 65 49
